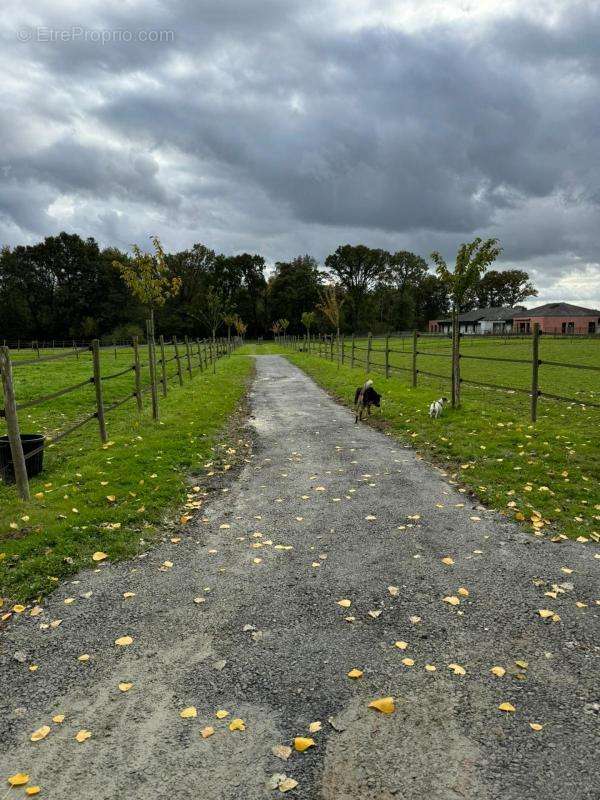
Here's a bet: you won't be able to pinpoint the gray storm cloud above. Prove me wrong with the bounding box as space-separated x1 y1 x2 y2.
1 0 599 305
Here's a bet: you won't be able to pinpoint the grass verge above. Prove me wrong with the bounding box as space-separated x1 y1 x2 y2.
0 355 253 604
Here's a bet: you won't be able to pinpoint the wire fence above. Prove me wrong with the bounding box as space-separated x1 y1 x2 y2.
0 334 240 500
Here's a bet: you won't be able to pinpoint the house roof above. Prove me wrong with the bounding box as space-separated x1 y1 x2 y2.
513 302 600 318
435 306 525 324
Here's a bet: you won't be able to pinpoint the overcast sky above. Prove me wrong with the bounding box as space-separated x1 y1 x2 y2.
1 0 599 308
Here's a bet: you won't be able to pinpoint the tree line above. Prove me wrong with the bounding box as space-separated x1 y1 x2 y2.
0 232 537 341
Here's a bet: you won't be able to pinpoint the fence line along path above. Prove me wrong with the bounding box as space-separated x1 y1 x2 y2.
280 326 600 421
0 334 240 501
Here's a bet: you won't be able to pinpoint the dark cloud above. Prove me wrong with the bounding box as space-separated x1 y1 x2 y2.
1 0 599 305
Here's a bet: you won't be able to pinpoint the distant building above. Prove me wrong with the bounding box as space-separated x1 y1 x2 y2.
512 303 600 335
428 306 525 335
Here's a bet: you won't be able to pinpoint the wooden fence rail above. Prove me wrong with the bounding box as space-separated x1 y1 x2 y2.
282 326 600 420
0 335 238 500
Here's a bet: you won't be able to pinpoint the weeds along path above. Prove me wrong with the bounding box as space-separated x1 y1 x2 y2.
1 355 599 799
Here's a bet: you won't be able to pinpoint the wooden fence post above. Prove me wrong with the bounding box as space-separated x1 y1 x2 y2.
184 336 193 379
173 336 184 386
203 340 208 370
412 330 418 388
366 334 372 373
451 307 460 408
0 346 30 500
159 335 168 397
196 338 204 372
146 321 159 421
92 339 108 443
340 334 345 365
531 322 540 422
133 336 142 412
351 334 355 368
385 335 390 378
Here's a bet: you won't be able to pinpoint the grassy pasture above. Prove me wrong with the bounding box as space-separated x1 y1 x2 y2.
237 338 600 544
0 345 253 602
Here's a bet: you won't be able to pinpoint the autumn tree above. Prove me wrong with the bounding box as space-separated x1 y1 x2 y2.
318 284 345 367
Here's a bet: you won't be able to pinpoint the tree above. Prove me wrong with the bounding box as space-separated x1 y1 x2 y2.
267 256 322 333
202 287 224 372
234 317 247 341
113 236 181 419
325 245 388 330
113 236 181 338
431 238 502 406
386 251 428 293
476 269 538 308
223 312 238 346
301 310 316 349
278 318 290 342
271 320 282 340
431 239 502 312
318 284 345 367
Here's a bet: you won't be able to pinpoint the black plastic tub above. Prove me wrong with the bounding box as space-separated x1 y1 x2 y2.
0 434 45 484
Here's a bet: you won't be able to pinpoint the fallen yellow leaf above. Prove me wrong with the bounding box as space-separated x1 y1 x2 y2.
490 666 506 677
75 729 92 742
498 702 516 713
180 707 197 719
394 640 409 650
201 726 215 738
441 557 454 566
52 715 65 724
215 709 229 719
92 551 108 562
447 663 466 676
443 596 460 606
30 725 51 742
118 683 133 692
115 636 133 646
294 736 315 751
529 722 543 731
368 697 395 714
308 721 322 733
229 718 246 732
8 773 30 787
25 787 41 796
347 668 363 679
337 599 351 608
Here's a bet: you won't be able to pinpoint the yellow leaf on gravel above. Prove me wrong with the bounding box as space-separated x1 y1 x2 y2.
78 654 90 662
180 707 197 719
443 596 460 606
8 774 29 787
229 718 246 732
394 641 408 650
92 551 108 562
201 726 215 738
490 667 506 677
347 669 363 679
538 609 554 619
402 658 415 667
123 592 135 599
294 736 315 751
52 715 65 724
180 515 192 525
425 664 436 672
308 721 322 733
75 729 92 742
498 702 516 713
368 697 395 715
114 636 133 646
30 725 51 742
29 606 43 617
26 787 41 796
388 586 399 597
529 723 543 731
279 778 298 792
118 683 133 692
337 599 351 608
215 709 229 719
13 604 26 613
448 663 466 676
457 588 469 597
441 557 454 566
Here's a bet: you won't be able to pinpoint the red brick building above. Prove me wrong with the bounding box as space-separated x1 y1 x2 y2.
512 303 600 335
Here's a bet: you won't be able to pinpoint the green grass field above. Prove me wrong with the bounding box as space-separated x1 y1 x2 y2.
237 338 600 544
0 345 253 603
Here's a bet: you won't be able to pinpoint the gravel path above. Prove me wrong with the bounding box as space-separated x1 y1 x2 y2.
1 355 599 800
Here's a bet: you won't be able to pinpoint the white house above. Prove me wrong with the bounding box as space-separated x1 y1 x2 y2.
428 306 526 335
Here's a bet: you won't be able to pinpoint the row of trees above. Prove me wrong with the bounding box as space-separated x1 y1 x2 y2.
0 232 537 341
